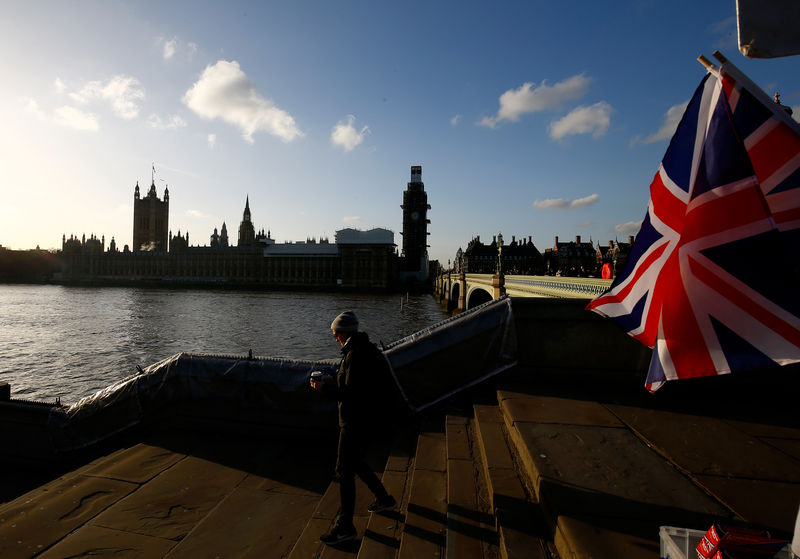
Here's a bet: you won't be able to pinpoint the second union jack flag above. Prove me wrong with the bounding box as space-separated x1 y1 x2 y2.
587 59 800 392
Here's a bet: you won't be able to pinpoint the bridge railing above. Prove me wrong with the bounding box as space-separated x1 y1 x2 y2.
504 275 612 298
438 273 612 299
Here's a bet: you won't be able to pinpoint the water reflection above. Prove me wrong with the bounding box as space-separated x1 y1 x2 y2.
0 285 446 403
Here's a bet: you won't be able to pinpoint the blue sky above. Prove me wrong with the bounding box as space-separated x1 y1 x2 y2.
1 0 799 265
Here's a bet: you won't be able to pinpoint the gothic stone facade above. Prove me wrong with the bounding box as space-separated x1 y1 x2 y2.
61 182 400 291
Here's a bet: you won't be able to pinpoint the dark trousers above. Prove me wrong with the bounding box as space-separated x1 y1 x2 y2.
335 427 389 527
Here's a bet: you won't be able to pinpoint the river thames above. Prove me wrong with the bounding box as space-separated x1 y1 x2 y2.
0 285 448 403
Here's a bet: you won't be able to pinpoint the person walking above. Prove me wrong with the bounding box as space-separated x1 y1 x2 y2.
310 310 397 545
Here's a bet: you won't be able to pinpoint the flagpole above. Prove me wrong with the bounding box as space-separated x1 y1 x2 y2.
702 50 800 134
697 55 715 71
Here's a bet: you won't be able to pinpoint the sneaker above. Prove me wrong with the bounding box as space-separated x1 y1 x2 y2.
320 523 357 546
367 495 397 513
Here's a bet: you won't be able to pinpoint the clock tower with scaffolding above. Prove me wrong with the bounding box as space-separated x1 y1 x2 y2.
400 165 430 283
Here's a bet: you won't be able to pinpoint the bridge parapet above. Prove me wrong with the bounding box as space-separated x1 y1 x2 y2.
437 274 611 304
503 275 611 299
434 273 612 312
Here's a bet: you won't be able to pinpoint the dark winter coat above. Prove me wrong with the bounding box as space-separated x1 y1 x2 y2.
321 331 396 432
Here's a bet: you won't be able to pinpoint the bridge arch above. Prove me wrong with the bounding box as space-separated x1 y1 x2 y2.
449 283 461 312
466 285 493 309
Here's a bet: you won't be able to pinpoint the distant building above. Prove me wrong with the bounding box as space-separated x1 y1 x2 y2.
336 228 397 290
210 223 232 248
0 246 63 282
132 180 169 252
399 165 430 285
458 235 543 275
61 233 106 277
544 235 598 276
238 196 256 247
59 175 405 291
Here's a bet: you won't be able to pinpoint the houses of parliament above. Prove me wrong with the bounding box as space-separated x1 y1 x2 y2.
59 166 432 291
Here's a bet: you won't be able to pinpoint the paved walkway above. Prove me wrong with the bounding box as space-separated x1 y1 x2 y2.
0 426 338 559
494 366 800 557
1 364 798 558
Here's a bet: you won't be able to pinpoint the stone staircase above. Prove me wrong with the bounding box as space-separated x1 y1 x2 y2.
5 378 797 558
286 404 552 559
285 379 800 559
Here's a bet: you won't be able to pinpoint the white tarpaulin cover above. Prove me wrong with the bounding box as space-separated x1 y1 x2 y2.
44 297 518 451
383 297 517 411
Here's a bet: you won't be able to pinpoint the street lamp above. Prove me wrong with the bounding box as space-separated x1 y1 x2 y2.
496 232 504 275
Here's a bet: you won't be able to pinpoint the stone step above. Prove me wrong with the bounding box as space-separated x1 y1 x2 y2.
445 414 497 559
397 423 447 559
473 404 552 559
357 428 417 559
495 390 734 559
287 437 392 559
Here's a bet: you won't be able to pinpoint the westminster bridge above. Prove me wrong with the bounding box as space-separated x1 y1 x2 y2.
433 272 612 312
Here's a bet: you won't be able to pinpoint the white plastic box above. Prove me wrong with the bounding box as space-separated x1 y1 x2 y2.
659 525 793 559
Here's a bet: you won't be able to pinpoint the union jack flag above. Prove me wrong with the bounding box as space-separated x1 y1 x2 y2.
587 57 800 392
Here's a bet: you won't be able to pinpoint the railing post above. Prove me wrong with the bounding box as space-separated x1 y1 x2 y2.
492 273 506 299
458 271 467 312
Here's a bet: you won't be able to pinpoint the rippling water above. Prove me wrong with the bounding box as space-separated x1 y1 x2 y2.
0 285 447 403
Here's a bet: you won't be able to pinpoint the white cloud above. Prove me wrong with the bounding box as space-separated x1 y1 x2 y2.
450 114 461 126
480 74 591 128
53 106 99 131
22 98 46 120
343 216 362 223
578 220 593 228
533 193 599 210
70 75 145 120
163 37 177 59
187 209 208 218
207 133 217 148
158 36 198 61
54 77 65 93
183 60 303 144
331 115 369 151
548 102 613 140
792 106 800 123
147 114 187 130
614 221 642 234
634 101 688 145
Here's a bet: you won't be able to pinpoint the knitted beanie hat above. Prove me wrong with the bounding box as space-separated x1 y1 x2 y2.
331 310 359 333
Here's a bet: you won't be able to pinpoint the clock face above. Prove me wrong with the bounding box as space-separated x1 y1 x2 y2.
411 211 419 221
